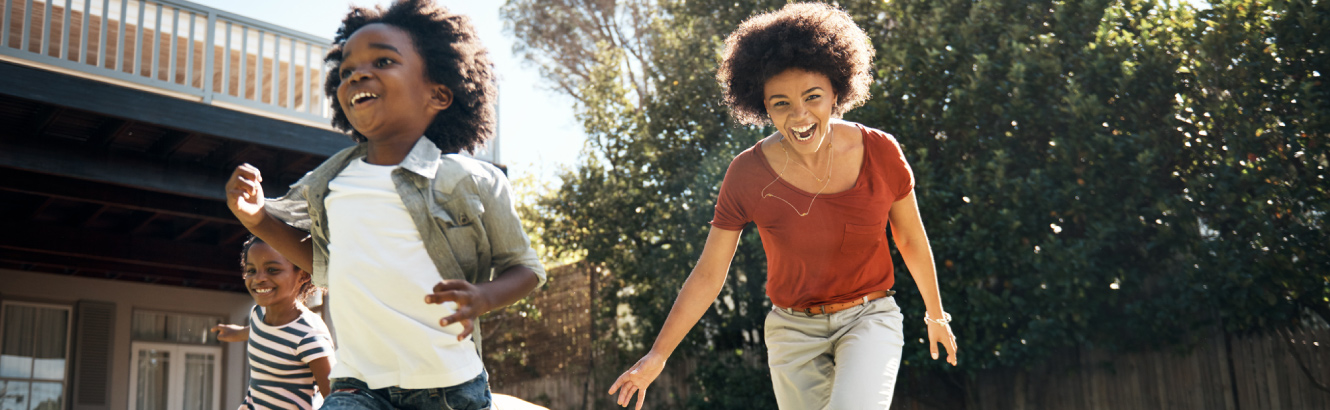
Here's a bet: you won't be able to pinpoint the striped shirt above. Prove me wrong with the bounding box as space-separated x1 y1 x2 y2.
241 305 334 410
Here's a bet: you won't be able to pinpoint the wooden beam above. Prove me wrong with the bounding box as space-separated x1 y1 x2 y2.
0 220 238 275
0 248 243 291
0 167 238 223
81 204 111 228
222 226 251 246
30 197 57 219
132 213 160 235
0 61 351 156
148 131 196 158
29 106 64 139
0 137 229 200
84 118 135 148
175 220 209 241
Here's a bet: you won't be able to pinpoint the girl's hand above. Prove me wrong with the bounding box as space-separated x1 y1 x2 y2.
608 352 667 410
210 324 249 342
927 319 958 366
225 164 266 228
426 280 492 341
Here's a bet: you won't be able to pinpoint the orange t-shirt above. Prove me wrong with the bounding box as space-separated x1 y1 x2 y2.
711 124 914 310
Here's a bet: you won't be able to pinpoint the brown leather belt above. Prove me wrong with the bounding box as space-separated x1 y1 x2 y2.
782 290 895 316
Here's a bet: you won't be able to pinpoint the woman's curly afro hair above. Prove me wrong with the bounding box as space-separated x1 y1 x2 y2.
323 0 496 154
717 2 875 126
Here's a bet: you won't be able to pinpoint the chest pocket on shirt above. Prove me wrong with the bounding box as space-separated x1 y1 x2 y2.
431 193 486 276
840 222 885 254
439 195 485 228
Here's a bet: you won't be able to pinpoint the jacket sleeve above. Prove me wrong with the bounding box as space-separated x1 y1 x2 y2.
477 165 547 287
264 173 313 233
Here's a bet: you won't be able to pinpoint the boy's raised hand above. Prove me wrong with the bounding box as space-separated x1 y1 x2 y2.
426 280 492 341
225 164 267 228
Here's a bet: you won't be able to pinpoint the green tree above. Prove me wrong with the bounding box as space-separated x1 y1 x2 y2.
1176 0 1330 332
856 0 1211 372
503 1 784 407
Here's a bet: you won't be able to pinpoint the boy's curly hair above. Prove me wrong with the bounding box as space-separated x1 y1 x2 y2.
716 2 875 126
323 0 496 154
241 236 319 302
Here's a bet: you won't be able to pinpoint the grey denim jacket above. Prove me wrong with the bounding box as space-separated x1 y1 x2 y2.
265 136 547 292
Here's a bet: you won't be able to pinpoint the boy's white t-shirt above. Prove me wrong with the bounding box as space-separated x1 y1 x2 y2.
323 157 484 389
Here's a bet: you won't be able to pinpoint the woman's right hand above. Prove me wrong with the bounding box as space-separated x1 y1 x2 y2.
608 351 667 409
225 164 266 228
210 324 249 342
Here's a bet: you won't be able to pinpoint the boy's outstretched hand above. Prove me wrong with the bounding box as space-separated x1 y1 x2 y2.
210 324 249 342
226 163 267 228
426 280 492 341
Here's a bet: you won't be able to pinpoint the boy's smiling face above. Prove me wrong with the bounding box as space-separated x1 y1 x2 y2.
336 23 450 142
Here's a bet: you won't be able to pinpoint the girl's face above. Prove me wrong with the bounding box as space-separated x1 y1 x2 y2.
335 23 449 141
763 69 836 154
243 243 309 309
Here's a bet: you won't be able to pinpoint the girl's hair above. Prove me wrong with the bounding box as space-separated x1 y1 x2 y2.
323 0 497 154
241 236 318 302
717 2 875 126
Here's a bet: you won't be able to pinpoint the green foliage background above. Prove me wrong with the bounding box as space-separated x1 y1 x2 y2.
501 0 1328 407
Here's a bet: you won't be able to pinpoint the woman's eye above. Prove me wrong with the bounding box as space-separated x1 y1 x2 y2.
772 101 788 107
268 268 281 274
805 94 821 102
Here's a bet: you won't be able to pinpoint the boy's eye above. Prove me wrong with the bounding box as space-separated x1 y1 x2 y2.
339 68 353 79
374 58 395 68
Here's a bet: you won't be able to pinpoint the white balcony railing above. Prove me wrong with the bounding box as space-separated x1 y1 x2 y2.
1 0 334 126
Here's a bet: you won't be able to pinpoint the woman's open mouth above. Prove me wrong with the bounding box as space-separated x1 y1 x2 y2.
791 123 817 141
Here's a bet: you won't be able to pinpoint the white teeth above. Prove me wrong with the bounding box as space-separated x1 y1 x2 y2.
254 288 273 294
792 123 815 133
350 92 378 106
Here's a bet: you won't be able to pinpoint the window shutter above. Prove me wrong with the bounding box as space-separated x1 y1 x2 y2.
72 300 115 410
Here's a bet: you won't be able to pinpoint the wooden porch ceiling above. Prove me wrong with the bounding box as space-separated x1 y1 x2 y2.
0 62 349 293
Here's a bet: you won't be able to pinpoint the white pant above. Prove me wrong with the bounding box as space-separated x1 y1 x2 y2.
765 296 906 410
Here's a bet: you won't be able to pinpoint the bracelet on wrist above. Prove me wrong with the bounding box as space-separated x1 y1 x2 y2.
924 312 952 325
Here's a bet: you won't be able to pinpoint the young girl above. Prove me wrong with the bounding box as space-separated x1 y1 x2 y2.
223 0 545 408
609 3 958 410
212 237 334 410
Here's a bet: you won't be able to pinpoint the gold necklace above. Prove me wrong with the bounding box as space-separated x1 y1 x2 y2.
780 134 833 182
761 134 835 217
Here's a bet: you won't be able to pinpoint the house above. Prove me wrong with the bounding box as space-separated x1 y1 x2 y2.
0 1 499 410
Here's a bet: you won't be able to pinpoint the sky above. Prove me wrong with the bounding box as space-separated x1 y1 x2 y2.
188 0 587 184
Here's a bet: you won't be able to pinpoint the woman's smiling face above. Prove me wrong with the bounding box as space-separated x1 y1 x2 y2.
763 68 836 152
335 23 447 142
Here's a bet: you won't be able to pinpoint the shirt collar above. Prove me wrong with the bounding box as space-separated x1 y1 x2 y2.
394 137 442 178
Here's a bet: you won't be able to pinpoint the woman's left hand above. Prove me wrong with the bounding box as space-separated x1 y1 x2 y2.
927 320 958 366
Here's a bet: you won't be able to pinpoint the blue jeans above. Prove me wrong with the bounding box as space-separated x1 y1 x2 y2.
321 372 492 410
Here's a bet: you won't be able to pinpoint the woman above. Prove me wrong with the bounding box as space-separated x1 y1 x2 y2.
608 3 958 409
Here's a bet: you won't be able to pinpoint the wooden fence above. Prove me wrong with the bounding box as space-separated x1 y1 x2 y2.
486 262 1329 409
966 327 1329 410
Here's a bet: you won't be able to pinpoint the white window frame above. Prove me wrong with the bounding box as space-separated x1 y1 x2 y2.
126 342 223 410
0 301 74 410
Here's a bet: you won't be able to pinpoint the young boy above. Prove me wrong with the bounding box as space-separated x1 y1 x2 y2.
223 1 544 408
